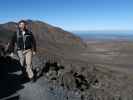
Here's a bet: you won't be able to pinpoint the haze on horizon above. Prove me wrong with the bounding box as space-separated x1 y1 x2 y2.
0 0 132 31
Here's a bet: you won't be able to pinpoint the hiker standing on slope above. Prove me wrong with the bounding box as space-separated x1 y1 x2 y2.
9 20 36 80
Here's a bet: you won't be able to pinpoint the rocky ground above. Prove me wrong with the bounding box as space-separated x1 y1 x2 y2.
1 40 133 100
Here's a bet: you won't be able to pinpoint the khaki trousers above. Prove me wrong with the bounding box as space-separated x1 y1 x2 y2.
17 49 34 79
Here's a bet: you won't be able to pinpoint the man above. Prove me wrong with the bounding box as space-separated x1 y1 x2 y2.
9 20 36 80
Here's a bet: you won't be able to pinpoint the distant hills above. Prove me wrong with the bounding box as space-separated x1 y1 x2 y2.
73 31 133 41
0 20 86 58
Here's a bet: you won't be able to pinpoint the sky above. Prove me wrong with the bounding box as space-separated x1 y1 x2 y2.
0 0 132 31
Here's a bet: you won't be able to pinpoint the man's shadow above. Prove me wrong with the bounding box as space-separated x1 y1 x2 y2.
0 56 29 99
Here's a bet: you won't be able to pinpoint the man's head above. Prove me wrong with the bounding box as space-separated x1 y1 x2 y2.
18 20 28 30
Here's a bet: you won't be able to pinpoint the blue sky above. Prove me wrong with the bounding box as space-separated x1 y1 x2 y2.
0 0 132 31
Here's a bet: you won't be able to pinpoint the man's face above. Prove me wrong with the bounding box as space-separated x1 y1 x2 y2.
18 22 25 30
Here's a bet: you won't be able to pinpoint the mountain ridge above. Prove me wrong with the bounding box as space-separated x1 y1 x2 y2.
0 20 86 58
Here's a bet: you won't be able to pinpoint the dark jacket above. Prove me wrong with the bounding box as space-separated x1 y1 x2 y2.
9 29 36 52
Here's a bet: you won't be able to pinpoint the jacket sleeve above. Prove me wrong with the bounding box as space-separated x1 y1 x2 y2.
32 34 37 52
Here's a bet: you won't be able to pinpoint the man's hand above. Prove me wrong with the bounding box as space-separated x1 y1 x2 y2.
33 51 36 55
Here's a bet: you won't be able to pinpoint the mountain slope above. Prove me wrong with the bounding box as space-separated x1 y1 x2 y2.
0 20 86 56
